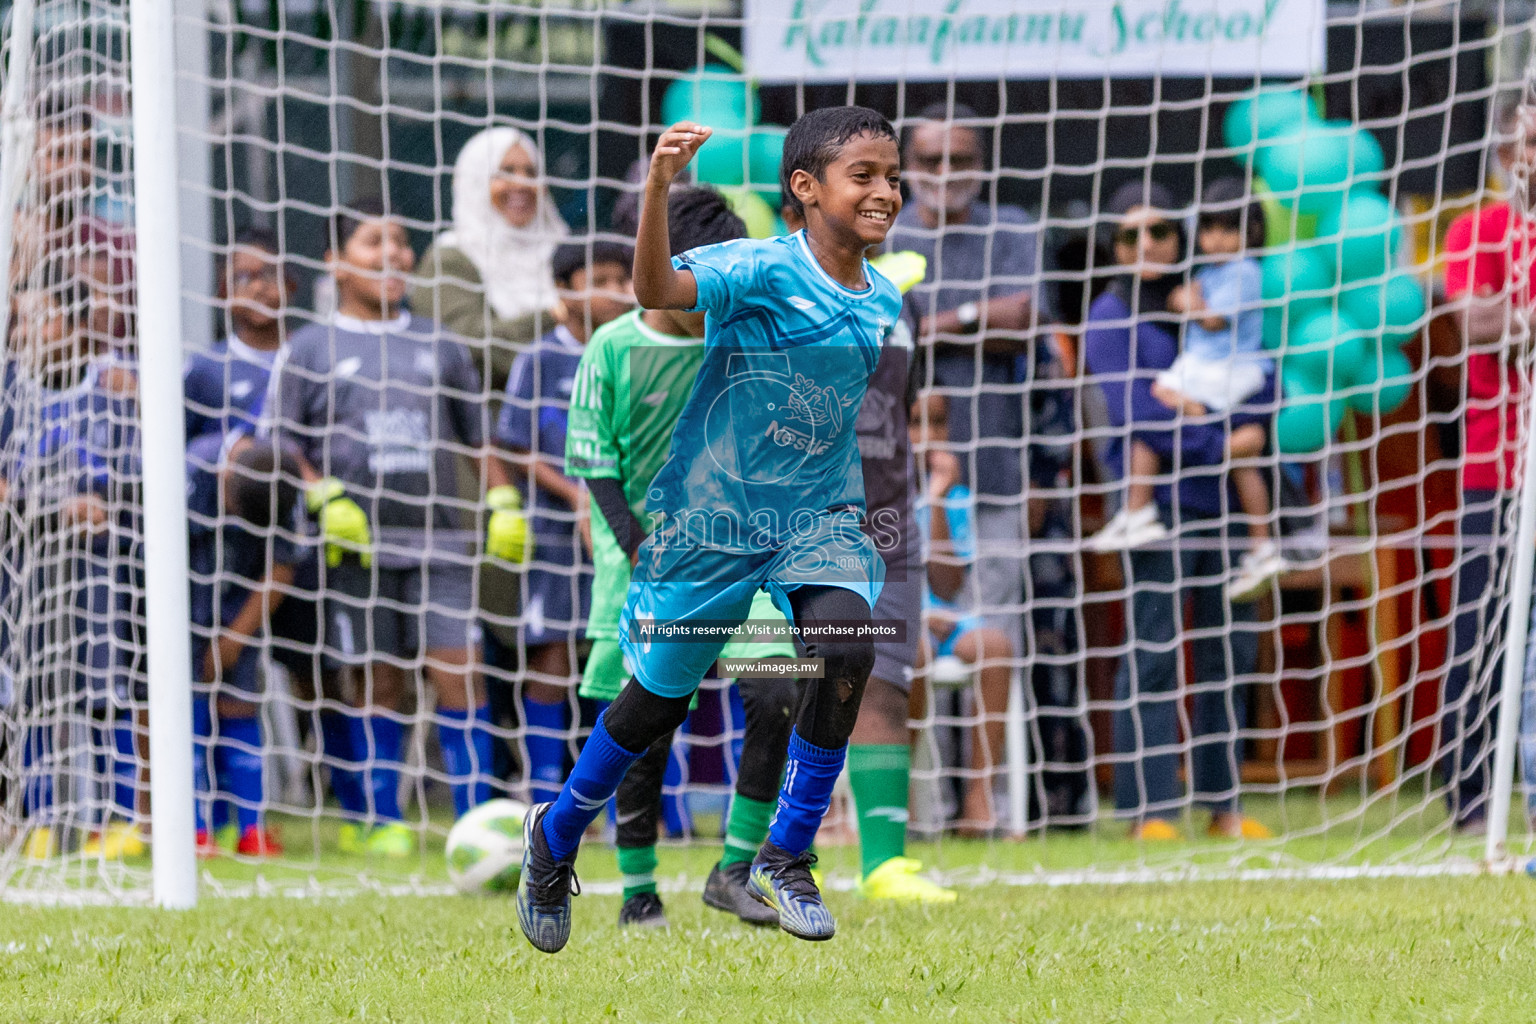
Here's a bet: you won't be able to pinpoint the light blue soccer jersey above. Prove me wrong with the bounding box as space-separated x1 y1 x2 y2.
646 231 903 552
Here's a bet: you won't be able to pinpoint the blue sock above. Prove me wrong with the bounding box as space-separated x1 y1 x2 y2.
214 715 264 833
193 697 212 834
767 729 847 855
541 714 642 862
521 694 570 806
351 713 404 822
662 741 691 838
320 710 366 818
726 683 747 785
438 705 493 817
111 719 137 820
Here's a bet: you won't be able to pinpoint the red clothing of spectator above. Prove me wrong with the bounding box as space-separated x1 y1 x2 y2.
1442 200 1536 492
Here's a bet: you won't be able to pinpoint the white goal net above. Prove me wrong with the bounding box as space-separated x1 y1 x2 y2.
2 0 1535 904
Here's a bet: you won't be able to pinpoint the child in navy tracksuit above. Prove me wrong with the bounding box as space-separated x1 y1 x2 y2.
2 273 143 858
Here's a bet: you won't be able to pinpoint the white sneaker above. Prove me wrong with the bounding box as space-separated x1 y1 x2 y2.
1226 540 1287 603
1119 504 1170 549
1087 505 1169 552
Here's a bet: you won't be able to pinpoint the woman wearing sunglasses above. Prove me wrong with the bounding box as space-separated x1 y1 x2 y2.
1082 180 1274 842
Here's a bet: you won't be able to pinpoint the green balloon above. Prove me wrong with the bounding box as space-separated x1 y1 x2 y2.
660 64 755 128
1280 311 1341 381
747 130 785 193
1223 87 1318 151
1276 398 1346 454
1315 192 1400 284
1261 246 1336 347
1259 123 1355 216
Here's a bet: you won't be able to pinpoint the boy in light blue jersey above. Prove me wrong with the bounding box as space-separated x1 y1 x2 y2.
517 107 904 952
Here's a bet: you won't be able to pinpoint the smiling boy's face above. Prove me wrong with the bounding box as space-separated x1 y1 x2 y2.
793 133 903 251
330 218 415 315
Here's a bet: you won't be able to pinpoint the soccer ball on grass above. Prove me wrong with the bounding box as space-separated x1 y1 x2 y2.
446 798 529 894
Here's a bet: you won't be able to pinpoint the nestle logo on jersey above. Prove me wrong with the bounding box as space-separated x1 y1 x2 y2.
765 420 832 455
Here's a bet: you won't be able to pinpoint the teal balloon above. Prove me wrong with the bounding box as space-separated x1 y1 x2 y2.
1335 121 1386 180
660 65 755 128
1375 348 1414 413
1261 246 1337 347
1280 311 1344 382
1381 273 1426 347
1330 332 1381 401
1258 126 1354 215
1315 192 1400 284
1338 272 1425 347
747 130 785 193
694 130 748 186
1223 88 1318 151
1276 398 1346 454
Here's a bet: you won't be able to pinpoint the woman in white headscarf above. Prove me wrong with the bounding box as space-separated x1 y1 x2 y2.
413 126 569 394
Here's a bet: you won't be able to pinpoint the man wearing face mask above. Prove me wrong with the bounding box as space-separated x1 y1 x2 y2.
886 102 1043 656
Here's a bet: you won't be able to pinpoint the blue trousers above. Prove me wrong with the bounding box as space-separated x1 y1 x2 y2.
1440 491 1509 824
1113 518 1258 819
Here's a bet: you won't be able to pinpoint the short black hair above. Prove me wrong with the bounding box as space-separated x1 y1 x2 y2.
902 101 986 154
666 186 746 255
330 196 391 254
552 240 634 288
225 437 304 532
219 226 281 285
780 106 898 218
1196 177 1265 250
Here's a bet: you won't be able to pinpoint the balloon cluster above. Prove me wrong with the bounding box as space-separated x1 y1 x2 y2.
1224 87 1427 454
660 64 788 238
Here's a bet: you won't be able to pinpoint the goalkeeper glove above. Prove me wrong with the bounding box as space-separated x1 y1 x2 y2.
306 477 372 569
869 250 928 295
486 484 531 564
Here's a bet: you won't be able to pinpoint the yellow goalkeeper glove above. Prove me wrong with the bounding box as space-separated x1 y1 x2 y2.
486 484 531 564
305 477 372 569
870 250 928 295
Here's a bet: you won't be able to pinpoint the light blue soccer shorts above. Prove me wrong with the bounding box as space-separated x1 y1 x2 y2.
617 509 885 699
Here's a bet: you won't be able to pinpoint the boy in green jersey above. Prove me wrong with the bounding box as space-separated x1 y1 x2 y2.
566 186 800 928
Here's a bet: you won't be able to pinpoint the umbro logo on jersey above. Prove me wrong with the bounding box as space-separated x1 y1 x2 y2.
336 356 363 378
414 350 436 374
231 380 254 399
788 296 817 312
640 391 667 407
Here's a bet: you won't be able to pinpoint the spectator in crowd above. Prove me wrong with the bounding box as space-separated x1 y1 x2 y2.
887 102 1042 659
1091 178 1281 604
266 199 526 856
186 432 307 858
411 126 569 714
14 90 135 344
412 126 569 396
3 269 143 859
1083 181 1273 841
184 228 293 441
1441 98 1536 834
497 239 633 803
911 390 1016 837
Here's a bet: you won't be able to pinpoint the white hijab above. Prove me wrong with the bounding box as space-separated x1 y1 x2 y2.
438 126 568 321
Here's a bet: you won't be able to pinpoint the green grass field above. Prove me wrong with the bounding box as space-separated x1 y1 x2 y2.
4 864 1535 1023
6 800 1536 1024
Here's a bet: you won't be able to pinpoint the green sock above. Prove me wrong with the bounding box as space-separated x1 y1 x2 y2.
616 844 658 901
719 794 775 868
849 744 910 879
